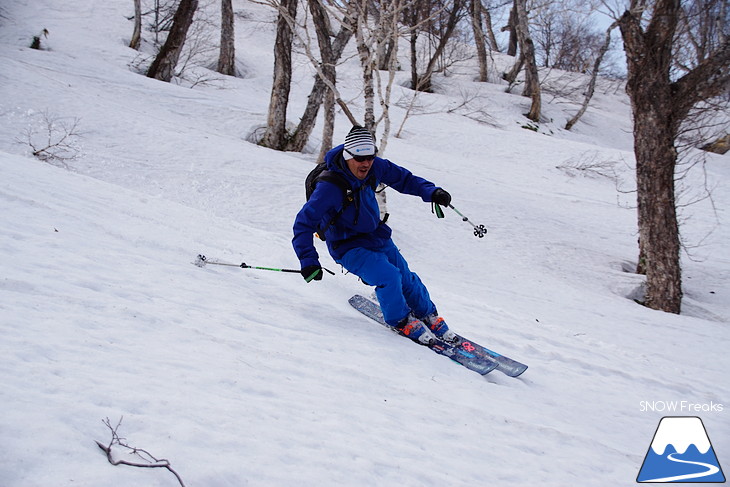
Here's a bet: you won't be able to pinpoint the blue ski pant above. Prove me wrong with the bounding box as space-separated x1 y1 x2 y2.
337 240 436 326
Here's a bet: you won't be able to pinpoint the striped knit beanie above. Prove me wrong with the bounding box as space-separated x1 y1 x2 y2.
343 125 376 158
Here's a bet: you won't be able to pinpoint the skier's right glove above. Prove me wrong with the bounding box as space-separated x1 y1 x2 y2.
301 265 323 282
431 188 452 207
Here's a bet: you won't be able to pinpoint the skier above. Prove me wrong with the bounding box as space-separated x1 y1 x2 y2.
292 125 455 344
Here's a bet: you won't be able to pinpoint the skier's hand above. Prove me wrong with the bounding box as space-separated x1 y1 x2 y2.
431 188 451 207
301 265 323 282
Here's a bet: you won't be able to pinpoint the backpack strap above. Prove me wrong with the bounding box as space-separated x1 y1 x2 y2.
313 170 350 240
315 171 376 240
316 171 350 196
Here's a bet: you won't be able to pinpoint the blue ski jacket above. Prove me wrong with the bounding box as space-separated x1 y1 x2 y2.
293 144 440 269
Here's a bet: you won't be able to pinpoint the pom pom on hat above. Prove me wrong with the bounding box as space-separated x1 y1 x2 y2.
344 125 376 158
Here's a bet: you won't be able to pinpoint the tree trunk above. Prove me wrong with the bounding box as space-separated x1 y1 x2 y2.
410 28 419 91
319 86 336 162
417 0 466 92
618 0 729 314
260 0 298 150
565 22 616 130
633 114 683 313
513 0 541 121
403 0 422 90
471 0 488 82
505 3 518 56
307 0 337 156
619 2 682 313
147 0 198 82
481 3 500 51
217 0 236 76
130 0 142 50
375 0 402 155
502 53 523 86
284 1 355 153
355 11 377 129
378 38 396 71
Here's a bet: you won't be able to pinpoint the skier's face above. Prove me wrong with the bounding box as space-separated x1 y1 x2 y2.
346 155 374 180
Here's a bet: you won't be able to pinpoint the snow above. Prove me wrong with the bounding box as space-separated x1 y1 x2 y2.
1 1 728 486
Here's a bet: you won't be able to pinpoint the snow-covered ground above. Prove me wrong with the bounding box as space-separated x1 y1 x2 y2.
1 1 728 486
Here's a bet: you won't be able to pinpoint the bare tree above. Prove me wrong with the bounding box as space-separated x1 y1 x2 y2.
471 0 489 81
502 52 524 85
19 110 82 167
404 0 470 93
480 1 502 51
565 21 618 130
354 1 378 129
372 0 408 152
148 0 179 46
414 0 469 93
503 1 518 56
616 0 730 313
309 0 343 159
404 0 423 92
284 2 357 154
130 0 142 50
147 0 199 82
513 0 541 121
260 0 298 150
217 0 236 76
532 2 604 72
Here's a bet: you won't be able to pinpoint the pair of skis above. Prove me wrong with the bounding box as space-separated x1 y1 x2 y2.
348 295 527 378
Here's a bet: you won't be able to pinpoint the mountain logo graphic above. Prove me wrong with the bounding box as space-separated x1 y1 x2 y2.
637 416 726 483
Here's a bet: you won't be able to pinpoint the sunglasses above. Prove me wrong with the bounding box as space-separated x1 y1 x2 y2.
345 148 377 162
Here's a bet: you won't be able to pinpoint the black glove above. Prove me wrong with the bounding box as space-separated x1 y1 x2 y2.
431 188 451 207
301 265 323 282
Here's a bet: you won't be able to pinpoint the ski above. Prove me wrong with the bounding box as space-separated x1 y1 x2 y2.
451 333 528 377
348 295 499 376
348 294 527 378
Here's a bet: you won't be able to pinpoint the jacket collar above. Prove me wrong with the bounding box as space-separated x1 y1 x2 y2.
325 144 363 188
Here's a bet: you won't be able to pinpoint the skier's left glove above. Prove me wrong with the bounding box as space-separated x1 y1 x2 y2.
431 188 451 207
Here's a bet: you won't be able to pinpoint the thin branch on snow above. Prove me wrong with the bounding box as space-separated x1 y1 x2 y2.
96 417 186 487
17 110 82 167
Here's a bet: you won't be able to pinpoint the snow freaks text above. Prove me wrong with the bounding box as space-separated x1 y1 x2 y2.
639 401 724 413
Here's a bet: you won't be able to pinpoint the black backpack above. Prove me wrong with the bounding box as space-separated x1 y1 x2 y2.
304 162 376 240
305 163 350 202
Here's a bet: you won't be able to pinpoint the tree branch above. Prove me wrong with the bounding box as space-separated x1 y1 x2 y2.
96 417 186 487
671 37 730 120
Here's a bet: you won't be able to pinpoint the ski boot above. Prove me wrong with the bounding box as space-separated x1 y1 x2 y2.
396 313 436 345
421 314 457 343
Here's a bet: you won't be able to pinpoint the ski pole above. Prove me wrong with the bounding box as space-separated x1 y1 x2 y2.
448 205 488 238
194 254 335 276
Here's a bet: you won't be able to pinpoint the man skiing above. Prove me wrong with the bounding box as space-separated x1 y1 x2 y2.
292 125 454 344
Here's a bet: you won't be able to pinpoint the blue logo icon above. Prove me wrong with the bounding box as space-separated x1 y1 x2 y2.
637 416 725 483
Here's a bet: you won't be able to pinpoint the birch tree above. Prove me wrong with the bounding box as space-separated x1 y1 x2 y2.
130 0 142 50
217 0 236 76
266 0 358 154
471 0 489 81
513 0 541 121
260 0 298 150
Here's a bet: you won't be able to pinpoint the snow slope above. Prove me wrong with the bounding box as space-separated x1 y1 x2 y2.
1 1 728 486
